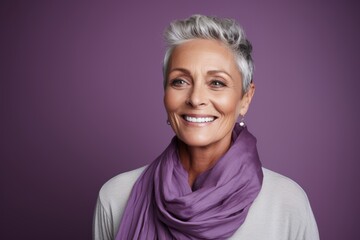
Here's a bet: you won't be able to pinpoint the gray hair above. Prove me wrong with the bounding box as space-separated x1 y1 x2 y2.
163 15 254 93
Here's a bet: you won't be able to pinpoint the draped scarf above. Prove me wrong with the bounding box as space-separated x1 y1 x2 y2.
116 124 263 239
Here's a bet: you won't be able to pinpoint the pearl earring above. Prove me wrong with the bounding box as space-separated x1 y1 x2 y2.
239 115 245 127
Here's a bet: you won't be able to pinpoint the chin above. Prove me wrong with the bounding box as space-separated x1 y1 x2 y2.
178 134 216 148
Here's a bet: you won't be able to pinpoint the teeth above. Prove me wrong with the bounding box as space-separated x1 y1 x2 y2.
185 116 215 123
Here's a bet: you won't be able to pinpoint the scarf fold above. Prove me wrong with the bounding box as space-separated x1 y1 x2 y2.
116 124 263 240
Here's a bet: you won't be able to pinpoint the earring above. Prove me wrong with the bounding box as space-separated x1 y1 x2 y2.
167 120 171 125
239 115 245 127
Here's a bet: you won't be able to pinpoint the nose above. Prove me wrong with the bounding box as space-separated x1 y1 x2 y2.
186 83 208 107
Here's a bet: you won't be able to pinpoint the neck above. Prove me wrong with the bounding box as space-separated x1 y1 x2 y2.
178 136 232 187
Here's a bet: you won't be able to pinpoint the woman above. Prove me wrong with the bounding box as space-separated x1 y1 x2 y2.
93 15 319 240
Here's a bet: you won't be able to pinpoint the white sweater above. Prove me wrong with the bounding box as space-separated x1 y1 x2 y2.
93 167 319 240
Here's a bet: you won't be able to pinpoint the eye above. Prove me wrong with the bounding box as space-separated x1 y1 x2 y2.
210 80 226 88
170 78 188 87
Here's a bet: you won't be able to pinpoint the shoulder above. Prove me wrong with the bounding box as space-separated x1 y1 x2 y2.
230 168 319 240
262 168 308 198
254 169 312 224
94 166 147 240
98 165 147 208
261 168 311 210
257 168 314 222
97 165 147 224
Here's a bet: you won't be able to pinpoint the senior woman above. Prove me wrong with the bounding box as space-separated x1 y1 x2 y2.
93 15 319 240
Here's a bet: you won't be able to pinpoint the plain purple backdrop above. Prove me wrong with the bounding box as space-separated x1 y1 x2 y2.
1 0 359 239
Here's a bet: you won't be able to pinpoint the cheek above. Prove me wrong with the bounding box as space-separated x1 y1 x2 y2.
213 92 242 116
164 90 185 113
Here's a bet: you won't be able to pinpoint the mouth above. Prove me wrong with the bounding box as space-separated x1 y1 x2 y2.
182 115 217 123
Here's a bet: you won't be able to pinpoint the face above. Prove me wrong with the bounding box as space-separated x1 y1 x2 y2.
164 39 254 148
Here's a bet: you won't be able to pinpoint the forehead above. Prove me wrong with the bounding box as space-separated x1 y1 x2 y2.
168 39 241 79
169 39 238 72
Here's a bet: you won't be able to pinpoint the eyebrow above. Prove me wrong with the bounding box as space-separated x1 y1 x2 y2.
207 70 233 80
168 68 191 75
169 68 233 80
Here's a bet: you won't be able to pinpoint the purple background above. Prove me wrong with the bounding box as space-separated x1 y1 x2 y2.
1 0 359 239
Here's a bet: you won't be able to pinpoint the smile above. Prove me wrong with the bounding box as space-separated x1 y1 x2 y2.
183 115 216 123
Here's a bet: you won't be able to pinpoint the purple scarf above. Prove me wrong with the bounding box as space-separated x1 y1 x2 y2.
116 124 263 239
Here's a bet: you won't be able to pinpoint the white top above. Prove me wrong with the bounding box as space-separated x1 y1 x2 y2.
93 167 319 240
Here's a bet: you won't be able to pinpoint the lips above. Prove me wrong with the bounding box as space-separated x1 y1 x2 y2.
182 115 216 123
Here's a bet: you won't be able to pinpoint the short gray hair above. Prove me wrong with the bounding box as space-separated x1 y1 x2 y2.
163 14 254 93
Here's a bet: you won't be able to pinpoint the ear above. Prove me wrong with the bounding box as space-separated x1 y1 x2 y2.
238 83 255 116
